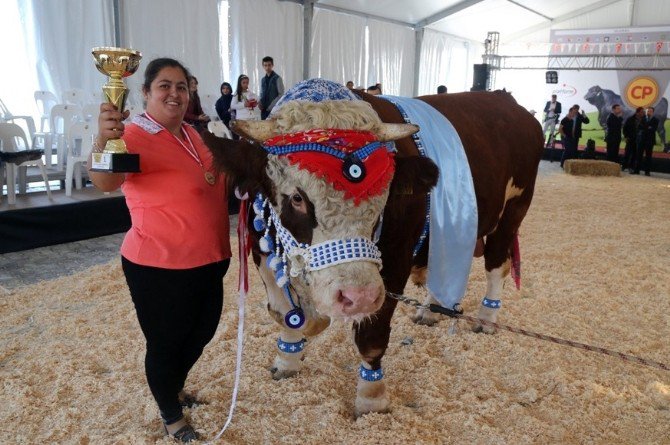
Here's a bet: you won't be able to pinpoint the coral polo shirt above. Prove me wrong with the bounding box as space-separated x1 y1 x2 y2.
119 115 231 269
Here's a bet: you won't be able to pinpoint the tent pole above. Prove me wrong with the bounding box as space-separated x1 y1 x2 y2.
303 0 315 80
113 0 121 47
413 28 424 97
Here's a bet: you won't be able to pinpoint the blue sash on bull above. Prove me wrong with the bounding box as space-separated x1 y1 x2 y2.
380 95 478 310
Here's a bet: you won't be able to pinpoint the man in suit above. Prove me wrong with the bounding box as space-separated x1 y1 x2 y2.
605 104 624 163
636 106 659 176
622 107 644 172
543 94 562 147
559 107 579 168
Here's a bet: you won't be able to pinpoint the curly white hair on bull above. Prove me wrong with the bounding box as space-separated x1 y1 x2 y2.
273 100 384 134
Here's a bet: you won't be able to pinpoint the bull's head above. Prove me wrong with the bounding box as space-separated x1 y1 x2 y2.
584 85 603 105
203 97 437 321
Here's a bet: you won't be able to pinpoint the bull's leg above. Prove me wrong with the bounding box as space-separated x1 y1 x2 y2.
257 259 330 379
472 258 510 334
353 297 397 417
409 266 442 326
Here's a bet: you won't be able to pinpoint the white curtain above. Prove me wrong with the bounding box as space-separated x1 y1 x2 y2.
229 0 303 96
15 0 115 104
367 19 415 97
310 9 366 88
121 0 222 106
419 29 478 95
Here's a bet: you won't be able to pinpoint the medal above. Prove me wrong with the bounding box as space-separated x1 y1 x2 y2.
204 171 216 185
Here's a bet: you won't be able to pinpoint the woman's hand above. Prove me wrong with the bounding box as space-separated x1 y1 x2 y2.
96 103 130 148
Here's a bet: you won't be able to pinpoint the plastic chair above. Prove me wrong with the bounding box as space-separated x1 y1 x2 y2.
65 121 95 196
207 121 232 139
34 91 59 132
48 104 82 170
62 88 92 107
0 123 52 204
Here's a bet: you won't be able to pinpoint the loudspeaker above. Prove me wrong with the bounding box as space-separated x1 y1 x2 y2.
546 71 558 84
471 64 490 91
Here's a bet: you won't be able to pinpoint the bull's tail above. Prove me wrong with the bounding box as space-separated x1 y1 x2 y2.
510 231 521 290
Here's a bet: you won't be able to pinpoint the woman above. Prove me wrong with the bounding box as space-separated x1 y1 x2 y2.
230 74 260 121
214 81 233 129
89 58 231 443
184 75 210 133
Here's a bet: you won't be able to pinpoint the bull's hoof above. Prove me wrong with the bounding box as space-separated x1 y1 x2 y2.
270 367 299 380
471 322 497 334
355 378 390 417
411 308 440 326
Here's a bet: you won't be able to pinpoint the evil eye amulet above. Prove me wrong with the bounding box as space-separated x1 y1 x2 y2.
342 155 365 183
285 308 305 329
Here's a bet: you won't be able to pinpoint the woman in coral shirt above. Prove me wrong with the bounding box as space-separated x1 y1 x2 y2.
89 58 231 443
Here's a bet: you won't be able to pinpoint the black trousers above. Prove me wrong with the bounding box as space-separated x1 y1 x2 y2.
560 137 578 167
122 257 230 424
622 139 637 170
636 142 654 174
605 138 621 163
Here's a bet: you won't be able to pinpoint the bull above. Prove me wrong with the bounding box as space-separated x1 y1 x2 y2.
203 80 543 416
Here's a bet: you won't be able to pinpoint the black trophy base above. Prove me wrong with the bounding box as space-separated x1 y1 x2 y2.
90 153 141 173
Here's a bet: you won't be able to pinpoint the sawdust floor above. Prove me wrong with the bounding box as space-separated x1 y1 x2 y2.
1 162 669 444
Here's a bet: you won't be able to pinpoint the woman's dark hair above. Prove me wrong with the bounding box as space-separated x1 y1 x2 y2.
142 58 191 93
235 75 249 101
220 82 232 95
189 75 198 85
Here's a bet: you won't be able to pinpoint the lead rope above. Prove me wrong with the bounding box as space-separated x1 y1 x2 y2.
206 191 249 444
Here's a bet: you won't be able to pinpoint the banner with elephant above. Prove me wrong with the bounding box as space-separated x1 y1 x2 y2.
546 26 670 152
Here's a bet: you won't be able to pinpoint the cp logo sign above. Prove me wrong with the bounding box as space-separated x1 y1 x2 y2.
625 76 659 108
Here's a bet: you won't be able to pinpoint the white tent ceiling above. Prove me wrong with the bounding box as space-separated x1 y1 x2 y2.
313 0 670 44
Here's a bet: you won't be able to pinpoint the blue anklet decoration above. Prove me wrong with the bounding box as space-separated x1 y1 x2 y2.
359 365 384 382
277 338 306 353
482 297 501 309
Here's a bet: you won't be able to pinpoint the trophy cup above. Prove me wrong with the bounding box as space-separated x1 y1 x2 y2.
90 46 142 172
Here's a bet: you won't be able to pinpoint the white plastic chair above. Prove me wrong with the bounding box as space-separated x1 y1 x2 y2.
62 88 91 107
207 121 232 139
34 91 59 132
65 121 95 196
0 122 52 204
48 104 82 170
201 93 217 118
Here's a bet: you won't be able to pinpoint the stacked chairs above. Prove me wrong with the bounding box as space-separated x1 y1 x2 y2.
47 104 82 170
34 91 59 133
65 121 95 196
62 88 92 108
0 122 52 204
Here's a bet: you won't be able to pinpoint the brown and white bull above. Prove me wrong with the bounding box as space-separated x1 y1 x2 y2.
203 83 543 416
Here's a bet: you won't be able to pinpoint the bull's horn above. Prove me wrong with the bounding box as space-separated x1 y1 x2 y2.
376 123 420 142
231 120 278 143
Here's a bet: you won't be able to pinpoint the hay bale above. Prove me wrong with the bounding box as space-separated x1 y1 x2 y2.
564 159 621 176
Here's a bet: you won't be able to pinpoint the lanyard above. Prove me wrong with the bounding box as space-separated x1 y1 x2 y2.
144 112 203 167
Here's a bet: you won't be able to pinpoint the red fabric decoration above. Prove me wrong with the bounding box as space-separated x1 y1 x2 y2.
264 129 395 206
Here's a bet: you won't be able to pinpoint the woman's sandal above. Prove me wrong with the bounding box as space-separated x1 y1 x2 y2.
164 422 199 443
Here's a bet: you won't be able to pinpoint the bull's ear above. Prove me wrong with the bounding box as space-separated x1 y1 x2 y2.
390 156 439 196
231 120 278 143
201 131 271 196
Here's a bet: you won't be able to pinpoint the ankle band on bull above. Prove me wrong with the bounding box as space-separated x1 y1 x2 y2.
359 365 384 382
482 298 501 309
277 338 306 354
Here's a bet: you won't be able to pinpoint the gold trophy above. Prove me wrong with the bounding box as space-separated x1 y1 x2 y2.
90 46 142 172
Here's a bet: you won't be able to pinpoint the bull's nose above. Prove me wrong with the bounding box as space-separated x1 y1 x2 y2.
337 285 384 315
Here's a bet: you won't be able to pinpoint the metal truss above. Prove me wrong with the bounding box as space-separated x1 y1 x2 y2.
495 54 670 71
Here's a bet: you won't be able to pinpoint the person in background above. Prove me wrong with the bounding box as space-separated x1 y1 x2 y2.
184 75 210 133
88 58 231 443
622 107 644 172
542 94 562 148
366 84 381 95
570 104 590 149
437 85 447 94
605 104 623 164
637 106 659 176
346 81 354 89
259 56 284 120
215 81 233 130
558 106 579 168
231 74 260 123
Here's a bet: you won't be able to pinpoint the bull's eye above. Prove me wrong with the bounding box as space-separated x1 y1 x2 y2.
290 192 307 213
291 193 303 204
